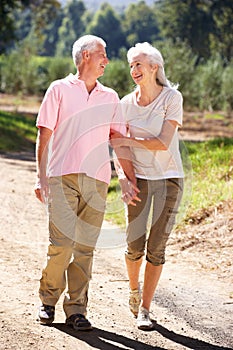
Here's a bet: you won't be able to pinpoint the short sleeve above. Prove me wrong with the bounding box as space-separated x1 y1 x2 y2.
110 96 127 136
36 82 61 131
165 90 183 126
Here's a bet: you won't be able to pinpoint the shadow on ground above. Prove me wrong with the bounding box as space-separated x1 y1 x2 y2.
0 151 35 161
53 322 231 350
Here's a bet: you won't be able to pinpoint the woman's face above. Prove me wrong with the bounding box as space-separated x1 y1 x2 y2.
129 53 157 85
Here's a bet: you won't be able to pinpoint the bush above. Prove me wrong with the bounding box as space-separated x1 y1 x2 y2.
0 47 74 95
154 39 199 110
99 58 133 98
197 55 224 111
45 56 75 89
221 62 233 114
0 44 232 115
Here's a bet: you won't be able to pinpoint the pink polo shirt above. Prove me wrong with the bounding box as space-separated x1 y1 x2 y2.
36 73 126 184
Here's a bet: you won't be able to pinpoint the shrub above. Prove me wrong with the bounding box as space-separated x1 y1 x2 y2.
154 39 199 110
0 53 74 95
99 58 133 98
221 62 233 114
197 55 224 111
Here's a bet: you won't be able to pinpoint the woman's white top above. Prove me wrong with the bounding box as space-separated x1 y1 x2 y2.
121 86 184 180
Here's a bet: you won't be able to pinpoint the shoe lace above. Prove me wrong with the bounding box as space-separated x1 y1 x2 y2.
141 311 149 321
43 305 55 316
138 307 152 322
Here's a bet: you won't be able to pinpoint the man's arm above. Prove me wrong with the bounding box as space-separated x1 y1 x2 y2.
34 126 53 203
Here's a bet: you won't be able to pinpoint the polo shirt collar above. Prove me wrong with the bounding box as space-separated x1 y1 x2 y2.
66 73 104 91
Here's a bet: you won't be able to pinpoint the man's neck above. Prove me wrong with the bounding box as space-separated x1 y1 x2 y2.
78 71 97 94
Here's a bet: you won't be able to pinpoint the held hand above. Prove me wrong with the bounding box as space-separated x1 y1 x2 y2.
120 179 140 206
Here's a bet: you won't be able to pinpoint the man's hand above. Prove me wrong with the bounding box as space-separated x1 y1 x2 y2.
35 126 52 203
34 177 48 203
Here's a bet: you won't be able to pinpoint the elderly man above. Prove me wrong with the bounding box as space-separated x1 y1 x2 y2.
35 35 137 330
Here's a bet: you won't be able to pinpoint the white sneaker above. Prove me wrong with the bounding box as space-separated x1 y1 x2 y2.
137 306 153 330
129 289 141 317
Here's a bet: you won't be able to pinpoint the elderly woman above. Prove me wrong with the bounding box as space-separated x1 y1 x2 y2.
112 42 184 330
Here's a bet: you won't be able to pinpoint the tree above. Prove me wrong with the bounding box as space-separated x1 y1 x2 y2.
154 39 199 109
123 1 159 47
221 62 233 114
42 8 64 56
155 0 233 62
0 0 29 53
0 0 61 54
29 0 61 48
155 0 214 60
12 7 32 47
197 55 224 111
56 0 86 57
86 3 126 58
209 0 233 62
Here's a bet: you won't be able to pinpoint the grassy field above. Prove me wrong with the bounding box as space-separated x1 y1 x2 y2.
184 138 232 210
0 110 37 151
0 109 232 228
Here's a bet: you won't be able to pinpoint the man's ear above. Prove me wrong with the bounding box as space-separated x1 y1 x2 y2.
82 50 89 60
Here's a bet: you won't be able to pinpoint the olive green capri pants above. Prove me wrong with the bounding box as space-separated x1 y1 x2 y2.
126 178 183 266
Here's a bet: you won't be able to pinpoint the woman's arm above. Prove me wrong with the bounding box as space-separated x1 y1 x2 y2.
132 119 179 150
111 120 179 151
110 130 140 206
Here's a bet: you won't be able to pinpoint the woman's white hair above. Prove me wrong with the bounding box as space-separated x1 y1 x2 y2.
127 42 174 88
72 35 106 67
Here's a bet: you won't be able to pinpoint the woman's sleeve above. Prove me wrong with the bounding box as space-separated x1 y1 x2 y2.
165 90 183 126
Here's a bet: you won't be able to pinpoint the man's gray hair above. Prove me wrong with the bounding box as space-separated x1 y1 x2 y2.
72 35 106 67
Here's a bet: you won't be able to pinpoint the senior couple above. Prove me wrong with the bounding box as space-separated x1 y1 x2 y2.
35 35 184 331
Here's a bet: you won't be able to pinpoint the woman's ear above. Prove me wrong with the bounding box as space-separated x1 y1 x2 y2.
152 64 159 73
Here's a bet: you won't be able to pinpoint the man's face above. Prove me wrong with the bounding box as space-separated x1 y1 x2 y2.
87 44 109 78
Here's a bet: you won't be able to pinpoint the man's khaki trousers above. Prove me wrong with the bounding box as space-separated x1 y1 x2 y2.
39 173 108 317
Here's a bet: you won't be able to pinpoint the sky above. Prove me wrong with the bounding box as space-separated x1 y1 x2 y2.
60 0 156 11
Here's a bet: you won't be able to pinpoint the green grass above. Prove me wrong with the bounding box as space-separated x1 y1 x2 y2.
0 110 37 151
184 138 233 219
204 113 225 120
105 177 125 226
191 113 225 121
105 138 233 228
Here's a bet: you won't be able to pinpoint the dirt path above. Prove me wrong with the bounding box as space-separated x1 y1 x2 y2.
0 153 232 350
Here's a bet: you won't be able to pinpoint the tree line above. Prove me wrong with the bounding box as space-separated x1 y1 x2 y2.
0 0 232 113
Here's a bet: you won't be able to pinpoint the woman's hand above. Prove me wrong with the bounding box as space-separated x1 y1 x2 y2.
119 178 141 206
110 130 130 148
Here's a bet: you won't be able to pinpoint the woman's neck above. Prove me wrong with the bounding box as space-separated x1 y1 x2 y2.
136 83 163 106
